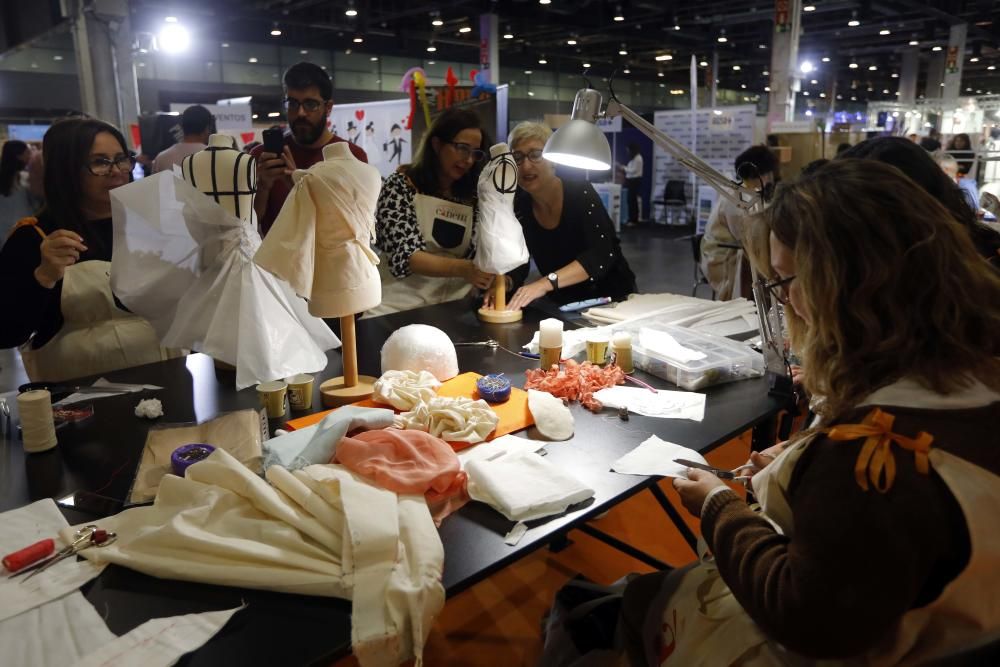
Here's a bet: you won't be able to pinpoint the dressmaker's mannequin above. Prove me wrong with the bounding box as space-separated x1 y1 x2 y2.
181 134 256 222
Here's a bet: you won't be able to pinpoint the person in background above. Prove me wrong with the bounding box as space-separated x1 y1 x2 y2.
619 142 644 225
908 133 919 143
946 133 974 176
252 61 367 236
928 150 985 238
152 105 215 174
700 145 778 300
500 122 636 311
0 140 39 244
368 107 493 316
619 159 1000 666
0 118 175 382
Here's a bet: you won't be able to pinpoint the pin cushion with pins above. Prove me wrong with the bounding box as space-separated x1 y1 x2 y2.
476 374 512 403
171 443 217 477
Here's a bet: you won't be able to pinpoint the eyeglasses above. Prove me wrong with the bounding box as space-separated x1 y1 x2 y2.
448 141 486 162
86 154 136 177
512 149 544 165
283 97 326 113
764 274 796 305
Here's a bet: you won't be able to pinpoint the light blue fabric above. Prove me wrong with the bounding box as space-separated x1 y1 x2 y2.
958 178 979 212
263 405 396 470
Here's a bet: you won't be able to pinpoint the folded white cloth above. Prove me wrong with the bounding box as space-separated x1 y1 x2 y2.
593 387 706 421
64 449 444 667
373 370 442 411
457 434 545 469
466 452 594 522
610 435 709 478
395 396 499 444
264 405 396 470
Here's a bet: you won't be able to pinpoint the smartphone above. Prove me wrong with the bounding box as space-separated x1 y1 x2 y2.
262 127 285 156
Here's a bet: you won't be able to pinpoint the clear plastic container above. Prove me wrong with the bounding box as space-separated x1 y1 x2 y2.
614 321 764 391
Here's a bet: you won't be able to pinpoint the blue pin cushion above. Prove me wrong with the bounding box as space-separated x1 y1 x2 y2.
476 374 511 403
171 443 216 477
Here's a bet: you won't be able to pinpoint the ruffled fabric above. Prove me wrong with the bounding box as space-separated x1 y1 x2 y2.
395 396 499 444
373 370 442 411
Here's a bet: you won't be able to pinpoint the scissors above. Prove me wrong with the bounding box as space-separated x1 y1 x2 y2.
674 459 754 484
11 525 117 581
454 340 499 349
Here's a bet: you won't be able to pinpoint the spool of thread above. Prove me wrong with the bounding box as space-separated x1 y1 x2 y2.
3 538 55 573
612 332 634 374
539 346 562 370
17 390 57 453
476 374 512 403
171 443 216 477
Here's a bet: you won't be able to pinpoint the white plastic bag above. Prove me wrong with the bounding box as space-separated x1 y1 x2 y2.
474 143 529 275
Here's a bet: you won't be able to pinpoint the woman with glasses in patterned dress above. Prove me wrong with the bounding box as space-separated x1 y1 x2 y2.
0 118 176 381
369 107 494 316
497 122 635 311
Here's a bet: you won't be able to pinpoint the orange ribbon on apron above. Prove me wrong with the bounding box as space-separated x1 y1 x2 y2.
827 408 934 493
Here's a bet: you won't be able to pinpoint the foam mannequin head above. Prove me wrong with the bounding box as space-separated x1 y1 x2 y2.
381 324 459 381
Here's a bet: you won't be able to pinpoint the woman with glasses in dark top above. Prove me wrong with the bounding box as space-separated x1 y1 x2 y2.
500 122 636 311
0 118 175 381
370 107 494 316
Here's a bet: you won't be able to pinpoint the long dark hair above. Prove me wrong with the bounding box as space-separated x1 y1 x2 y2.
0 140 28 197
41 118 130 241
838 136 1000 264
407 107 491 201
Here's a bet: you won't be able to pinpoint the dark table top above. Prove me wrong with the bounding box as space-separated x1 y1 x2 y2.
0 297 782 666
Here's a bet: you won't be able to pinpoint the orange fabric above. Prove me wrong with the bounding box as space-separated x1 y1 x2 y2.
334 428 469 523
285 373 535 450
10 216 44 240
827 407 934 493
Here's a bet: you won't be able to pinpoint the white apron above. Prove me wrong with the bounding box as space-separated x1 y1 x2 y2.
654 386 1000 667
367 193 474 317
21 260 175 382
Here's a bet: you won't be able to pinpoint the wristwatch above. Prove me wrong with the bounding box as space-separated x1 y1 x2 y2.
547 272 559 291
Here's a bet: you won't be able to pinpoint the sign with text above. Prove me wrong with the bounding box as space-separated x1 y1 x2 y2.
169 103 253 131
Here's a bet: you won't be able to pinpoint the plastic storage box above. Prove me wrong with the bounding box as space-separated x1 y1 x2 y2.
614 321 764 391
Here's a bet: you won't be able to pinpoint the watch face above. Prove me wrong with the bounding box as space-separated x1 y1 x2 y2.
548 273 557 281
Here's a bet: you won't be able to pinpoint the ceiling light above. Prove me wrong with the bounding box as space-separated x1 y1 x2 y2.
764 86 771 92
732 65 741 71
252 114 258 119
868 65 877 71
528 91 535 96
427 44 437 52
879 29 891 35
503 31 514 39
804 4 816 10
459 26 472 33
539 57 548 64
619 44 628 55
53 55 63 61
758 43 767 49
248 57 258 63
432 19 443 27
345 8 358 17
268 112 281 118
717 35 728 43
699 60 708 67
525 69 533 74
988 65 996 70
891 72 898 78
800 60 814 73
970 56 980 62
270 28 282 36
805 109 813 116
583 62 591 68
567 39 577 45
849 62 858 69
165 16 178 23
836 94 842 99
892 111 899 117
540 0 552 4
851 95 857 100
932 46 942 51
674 24 680 31
158 23 191 54
848 16 860 27
655 54 672 61
623 68 631 74
370 56 378 61
741 84 747 89
810 78 818 84
883 89 890 94
803 91 810 96
613 5 625 21
763 70 769 76
353 35 364 43
221 42 230 47
909 40 919 46
657 71 664 77
821 56 830 62
300 49 308 54
819 92 826 97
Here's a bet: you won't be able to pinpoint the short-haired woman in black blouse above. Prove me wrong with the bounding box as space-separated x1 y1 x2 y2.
503 122 636 310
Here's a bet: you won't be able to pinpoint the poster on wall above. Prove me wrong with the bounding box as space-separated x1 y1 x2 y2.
168 103 253 131
329 98 411 178
650 105 756 222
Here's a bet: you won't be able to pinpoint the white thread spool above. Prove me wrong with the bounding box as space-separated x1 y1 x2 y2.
17 390 58 453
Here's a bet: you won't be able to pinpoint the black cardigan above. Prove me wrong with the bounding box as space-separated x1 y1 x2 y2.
510 179 636 305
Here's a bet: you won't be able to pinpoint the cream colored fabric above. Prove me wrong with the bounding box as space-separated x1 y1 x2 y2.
657 380 1000 667
466 451 594 522
255 143 383 318
395 396 499 444
66 449 444 667
474 144 527 275
699 197 748 301
373 370 442 411
20 260 175 383
527 389 574 441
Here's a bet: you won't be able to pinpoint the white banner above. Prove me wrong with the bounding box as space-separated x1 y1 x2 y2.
329 98 412 178
169 103 253 131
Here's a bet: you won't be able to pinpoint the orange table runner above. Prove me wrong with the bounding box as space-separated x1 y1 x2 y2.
284 372 534 449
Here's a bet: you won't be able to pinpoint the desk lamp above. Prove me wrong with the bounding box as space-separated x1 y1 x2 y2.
544 84 793 396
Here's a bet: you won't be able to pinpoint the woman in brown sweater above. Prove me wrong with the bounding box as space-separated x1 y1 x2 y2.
620 160 1000 666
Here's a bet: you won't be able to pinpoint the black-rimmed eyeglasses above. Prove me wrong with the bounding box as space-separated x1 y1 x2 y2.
512 149 544 165
86 155 136 177
764 274 796 305
283 97 326 113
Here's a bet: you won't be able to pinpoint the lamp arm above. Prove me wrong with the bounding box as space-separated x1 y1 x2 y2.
605 100 757 212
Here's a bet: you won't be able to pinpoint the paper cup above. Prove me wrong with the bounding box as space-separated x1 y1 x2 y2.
256 380 288 418
586 336 610 366
285 373 315 411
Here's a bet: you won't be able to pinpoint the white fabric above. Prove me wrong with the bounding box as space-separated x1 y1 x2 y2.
474 144 529 275
0 500 107 624
582 293 758 338
264 405 396 470
466 451 594 522
395 396 499 444
858 376 1000 410
255 143 383 317
380 324 459 381
373 370 442 411
134 398 163 419
56 378 164 407
593 387 706 421
71 606 243 667
64 449 444 667
110 172 340 390
611 435 708 479
3 589 115 667
625 154 643 179
527 389 574 441
457 434 545 468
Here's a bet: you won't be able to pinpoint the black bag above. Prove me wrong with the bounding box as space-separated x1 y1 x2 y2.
538 575 631 667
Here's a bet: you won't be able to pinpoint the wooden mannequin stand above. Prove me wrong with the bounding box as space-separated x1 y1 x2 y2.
320 315 378 407
478 278 523 323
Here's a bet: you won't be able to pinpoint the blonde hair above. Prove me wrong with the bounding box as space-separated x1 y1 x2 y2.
760 159 1000 420
508 121 552 150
